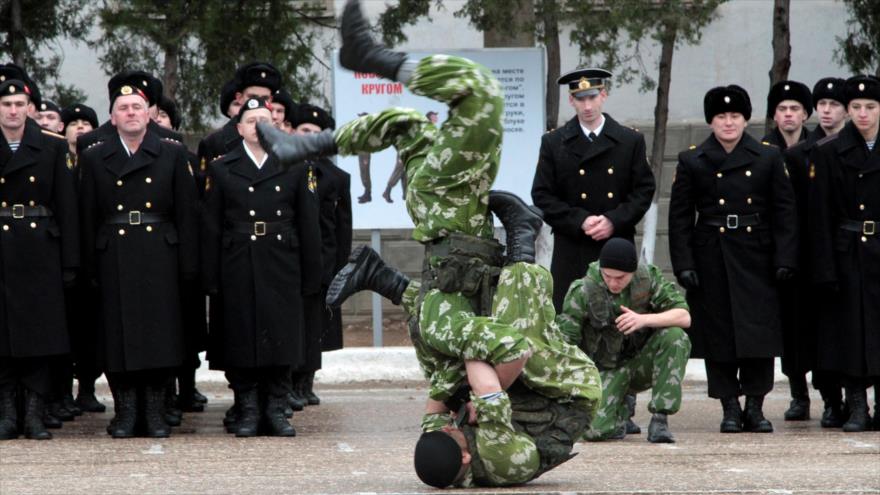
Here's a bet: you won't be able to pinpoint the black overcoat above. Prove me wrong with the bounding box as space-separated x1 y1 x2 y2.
0 121 78 358
531 115 655 310
77 120 183 154
761 127 809 152
202 145 322 369
807 122 880 378
668 133 797 361
79 130 198 372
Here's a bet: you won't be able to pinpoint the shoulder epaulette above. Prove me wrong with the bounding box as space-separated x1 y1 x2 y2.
85 140 105 151
41 129 65 140
689 144 697 150
161 137 184 146
815 132 840 147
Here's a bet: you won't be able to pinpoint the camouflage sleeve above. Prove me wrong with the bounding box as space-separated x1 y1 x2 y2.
647 264 689 313
472 392 540 486
421 412 452 432
555 278 589 346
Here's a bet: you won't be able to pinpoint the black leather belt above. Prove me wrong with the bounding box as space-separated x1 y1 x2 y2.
225 219 294 236
840 219 877 236
698 213 762 229
0 205 53 218
105 211 171 225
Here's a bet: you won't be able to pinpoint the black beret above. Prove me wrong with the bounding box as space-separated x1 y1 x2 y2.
158 96 182 130
704 85 752 123
0 63 40 106
235 62 282 93
107 70 158 110
811 77 846 107
291 102 335 131
219 78 238 118
272 89 296 122
558 67 612 98
599 238 638 273
766 80 813 118
235 97 273 123
0 79 33 100
844 75 880 105
38 100 61 114
413 431 463 488
60 103 99 129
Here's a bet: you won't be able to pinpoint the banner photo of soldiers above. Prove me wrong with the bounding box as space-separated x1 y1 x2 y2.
333 47 546 229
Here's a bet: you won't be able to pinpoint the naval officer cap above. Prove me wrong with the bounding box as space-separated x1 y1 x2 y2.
0 79 32 100
60 103 99 129
811 77 846 107
843 75 880 105
0 63 40 106
235 97 273 123
766 80 813 118
703 85 752 123
107 70 158 110
235 62 282 93
558 68 612 98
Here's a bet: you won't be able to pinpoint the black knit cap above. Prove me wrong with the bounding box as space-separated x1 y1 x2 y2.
599 238 638 273
60 103 99 129
291 102 335 131
703 85 752 123
414 431 463 488
766 80 813 118
158 96 182 130
235 97 273 123
812 77 846 107
844 75 880 105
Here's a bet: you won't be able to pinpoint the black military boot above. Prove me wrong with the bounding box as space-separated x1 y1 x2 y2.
23 391 52 440
144 385 171 438
48 398 74 422
488 190 543 264
624 393 641 434
783 375 810 421
256 123 337 167
303 372 320 406
263 394 296 437
109 386 138 438
647 413 674 443
842 386 870 432
0 388 18 440
75 379 107 413
338 0 408 81
742 395 773 433
42 409 63 429
720 396 743 433
62 378 82 417
287 372 306 412
327 246 410 307
193 386 208 405
223 391 240 434
163 383 182 427
235 389 260 438
819 387 845 428
177 371 204 413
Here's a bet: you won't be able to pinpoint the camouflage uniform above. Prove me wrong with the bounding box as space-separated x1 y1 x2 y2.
557 262 691 440
336 55 601 486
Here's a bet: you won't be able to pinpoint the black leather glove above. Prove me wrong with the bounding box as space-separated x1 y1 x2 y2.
442 383 472 413
62 269 76 288
775 267 795 282
676 270 700 290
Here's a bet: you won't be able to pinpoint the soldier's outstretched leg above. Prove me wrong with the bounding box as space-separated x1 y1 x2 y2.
488 191 543 265
326 245 411 307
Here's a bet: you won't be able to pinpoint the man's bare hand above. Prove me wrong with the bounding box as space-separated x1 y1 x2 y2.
616 305 649 335
584 215 614 240
582 215 600 234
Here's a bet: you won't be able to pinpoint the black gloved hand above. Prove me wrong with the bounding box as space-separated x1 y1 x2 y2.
62 269 77 288
775 267 795 282
676 270 700 290
443 383 472 413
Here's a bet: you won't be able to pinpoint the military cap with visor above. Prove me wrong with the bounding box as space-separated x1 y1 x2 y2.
291 102 335 131
60 103 99 129
235 97 273 123
107 70 157 111
703 85 752 123
413 431 464 488
766 80 813 118
843 75 880 105
234 62 282 93
558 68 612 98
812 77 846 107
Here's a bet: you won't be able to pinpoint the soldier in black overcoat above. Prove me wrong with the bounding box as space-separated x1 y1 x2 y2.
202 98 321 437
779 78 848 425
807 75 880 432
531 68 655 312
0 79 79 440
288 103 352 407
668 85 797 434
78 75 198 438
762 80 811 151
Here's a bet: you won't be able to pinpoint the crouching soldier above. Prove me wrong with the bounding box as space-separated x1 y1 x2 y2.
557 238 691 442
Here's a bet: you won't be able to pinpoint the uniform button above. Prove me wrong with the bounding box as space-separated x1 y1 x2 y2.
28 201 34 206
579 169 585 176
607 192 614 199
116 180 123 187
0 202 5 207
275 185 281 192
117 204 124 211
0 178 5 184
276 210 282 216
858 174 863 179
29 222 36 229
716 172 722 178
118 229 126 236
862 236 868 242
718 198 726 205
1 225 7 231
719 227 726 233
250 235 257 241
29 176 35 183
146 226 153 232
580 193 587 200
746 226 752 233
860 204 865 211
745 170 752 177
145 177 153 184
276 234 282 241
607 168 614 175
747 197 753 205
248 186 254 192
145 202 152 209
249 210 256 217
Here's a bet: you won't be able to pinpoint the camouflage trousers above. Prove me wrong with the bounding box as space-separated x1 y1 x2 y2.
402 262 602 409
334 54 503 243
586 327 691 440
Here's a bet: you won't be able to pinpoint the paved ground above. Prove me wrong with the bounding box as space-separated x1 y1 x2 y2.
0 383 878 495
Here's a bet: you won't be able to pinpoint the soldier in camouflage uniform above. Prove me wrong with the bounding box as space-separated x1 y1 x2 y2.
557 238 691 443
258 0 601 487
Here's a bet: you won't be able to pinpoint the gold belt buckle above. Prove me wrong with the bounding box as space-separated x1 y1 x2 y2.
11 204 24 219
254 221 266 236
864 221 876 236
129 211 142 225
